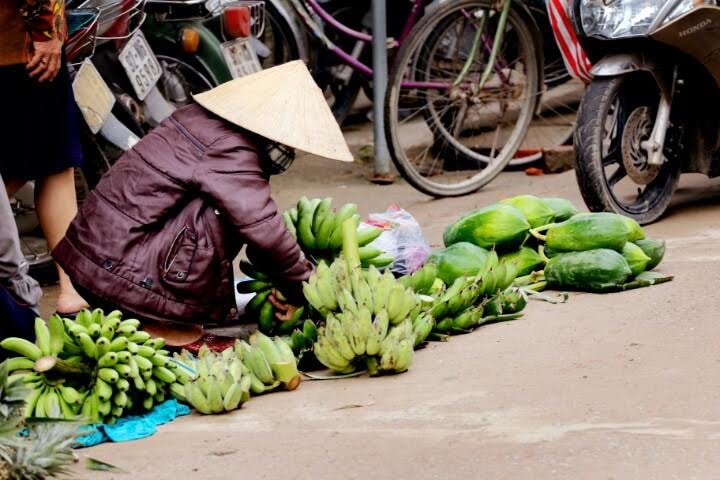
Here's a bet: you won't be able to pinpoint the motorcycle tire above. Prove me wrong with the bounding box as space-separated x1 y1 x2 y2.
574 73 681 225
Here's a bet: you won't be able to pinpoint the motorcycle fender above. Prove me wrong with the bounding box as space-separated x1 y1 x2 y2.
590 53 658 77
187 22 234 85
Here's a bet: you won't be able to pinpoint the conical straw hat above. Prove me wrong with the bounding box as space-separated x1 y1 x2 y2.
193 60 353 162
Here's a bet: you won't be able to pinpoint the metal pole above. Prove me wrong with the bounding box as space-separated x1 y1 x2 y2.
370 0 394 183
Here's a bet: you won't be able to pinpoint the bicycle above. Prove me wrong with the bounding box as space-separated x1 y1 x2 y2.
259 0 582 195
384 0 585 196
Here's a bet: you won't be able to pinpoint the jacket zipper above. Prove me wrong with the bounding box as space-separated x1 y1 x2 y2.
169 116 207 153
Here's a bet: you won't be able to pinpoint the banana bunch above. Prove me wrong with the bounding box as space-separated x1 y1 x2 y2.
21 371 84 419
0 309 189 424
237 265 306 336
313 305 416 375
399 263 439 295
235 332 302 394
428 254 517 324
174 346 251 414
304 261 419 326
284 197 391 268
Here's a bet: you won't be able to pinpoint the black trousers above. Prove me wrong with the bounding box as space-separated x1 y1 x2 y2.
0 285 36 361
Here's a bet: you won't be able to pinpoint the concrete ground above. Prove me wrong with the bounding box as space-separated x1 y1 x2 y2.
38 126 720 479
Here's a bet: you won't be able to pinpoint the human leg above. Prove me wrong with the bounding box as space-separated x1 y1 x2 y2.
35 168 88 314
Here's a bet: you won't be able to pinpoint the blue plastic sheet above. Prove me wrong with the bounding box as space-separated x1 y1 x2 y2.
75 400 191 448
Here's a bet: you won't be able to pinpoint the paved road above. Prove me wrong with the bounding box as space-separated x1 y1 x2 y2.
49 149 720 479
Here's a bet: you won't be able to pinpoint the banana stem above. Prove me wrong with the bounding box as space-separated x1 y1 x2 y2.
525 281 548 292
365 357 379 377
529 228 547 242
342 218 362 270
513 270 545 287
34 356 93 377
301 370 366 380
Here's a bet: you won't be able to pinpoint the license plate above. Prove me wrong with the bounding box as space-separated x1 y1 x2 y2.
221 38 262 79
72 59 115 134
119 31 163 101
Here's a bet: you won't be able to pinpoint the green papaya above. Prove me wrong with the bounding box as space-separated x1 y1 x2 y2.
499 195 556 228
545 249 633 291
541 213 630 252
444 204 530 251
540 197 579 222
572 212 645 242
500 247 546 277
634 238 666 270
427 243 491 286
621 242 651 276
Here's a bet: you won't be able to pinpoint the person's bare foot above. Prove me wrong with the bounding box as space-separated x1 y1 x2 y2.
56 288 89 315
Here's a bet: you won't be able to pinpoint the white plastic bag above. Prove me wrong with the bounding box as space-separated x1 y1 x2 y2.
363 205 430 275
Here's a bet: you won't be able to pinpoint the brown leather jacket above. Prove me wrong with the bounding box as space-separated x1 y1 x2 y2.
54 104 313 325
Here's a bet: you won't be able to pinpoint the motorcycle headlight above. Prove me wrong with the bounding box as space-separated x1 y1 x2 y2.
580 0 697 39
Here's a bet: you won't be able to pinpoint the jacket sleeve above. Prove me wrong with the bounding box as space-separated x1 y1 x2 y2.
18 0 66 42
195 135 314 301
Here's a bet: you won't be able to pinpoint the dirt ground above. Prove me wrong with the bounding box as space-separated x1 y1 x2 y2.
38 124 720 479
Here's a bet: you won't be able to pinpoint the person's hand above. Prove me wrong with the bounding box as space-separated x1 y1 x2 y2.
268 289 301 322
27 39 63 82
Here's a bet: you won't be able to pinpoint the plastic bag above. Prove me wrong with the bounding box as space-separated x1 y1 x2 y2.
363 204 430 275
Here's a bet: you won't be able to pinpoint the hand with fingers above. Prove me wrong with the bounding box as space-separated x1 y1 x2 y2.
27 38 63 82
268 289 301 322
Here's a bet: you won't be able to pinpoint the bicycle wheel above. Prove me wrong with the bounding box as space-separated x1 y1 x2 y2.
385 0 540 197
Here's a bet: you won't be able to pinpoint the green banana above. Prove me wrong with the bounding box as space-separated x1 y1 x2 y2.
314 210 337 250
1 337 42 361
207 377 224 414
257 300 275 335
312 197 333 232
282 210 297 238
153 366 177 384
239 259 270 281
246 289 272 314
297 197 321 249
47 314 65 356
303 320 318 343
356 227 383 247
222 382 244 411
35 318 53 357
236 279 272 294
6 357 36 372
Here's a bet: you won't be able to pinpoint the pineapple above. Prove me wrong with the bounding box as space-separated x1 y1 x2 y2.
0 361 78 479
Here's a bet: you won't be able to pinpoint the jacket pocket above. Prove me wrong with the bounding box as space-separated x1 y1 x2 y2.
159 227 221 304
161 226 196 283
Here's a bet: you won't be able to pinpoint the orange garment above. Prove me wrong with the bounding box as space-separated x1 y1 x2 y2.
0 0 67 66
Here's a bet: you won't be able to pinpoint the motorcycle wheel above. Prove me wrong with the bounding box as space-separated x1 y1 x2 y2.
155 54 215 106
574 73 681 225
259 1 302 69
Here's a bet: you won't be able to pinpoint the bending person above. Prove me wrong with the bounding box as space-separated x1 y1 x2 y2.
53 61 353 345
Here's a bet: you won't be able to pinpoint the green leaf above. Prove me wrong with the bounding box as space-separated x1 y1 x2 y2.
86 457 127 472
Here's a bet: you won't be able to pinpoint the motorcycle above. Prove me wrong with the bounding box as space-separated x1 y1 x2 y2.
141 0 265 102
571 0 720 224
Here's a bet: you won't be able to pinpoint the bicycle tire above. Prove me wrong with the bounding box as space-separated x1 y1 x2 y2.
385 0 540 197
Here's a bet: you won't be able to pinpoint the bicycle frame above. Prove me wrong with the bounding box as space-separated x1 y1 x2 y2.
287 0 513 92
